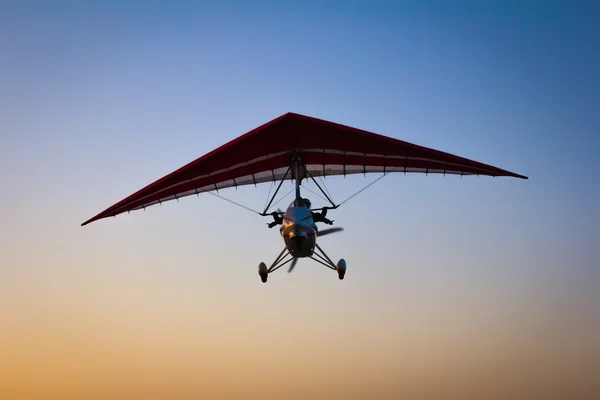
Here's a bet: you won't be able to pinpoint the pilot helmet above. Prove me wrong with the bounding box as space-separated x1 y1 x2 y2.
302 198 312 209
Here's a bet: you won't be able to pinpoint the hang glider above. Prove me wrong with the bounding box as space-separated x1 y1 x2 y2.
81 112 527 226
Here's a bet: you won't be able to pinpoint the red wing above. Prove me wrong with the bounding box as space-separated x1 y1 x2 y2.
82 112 527 226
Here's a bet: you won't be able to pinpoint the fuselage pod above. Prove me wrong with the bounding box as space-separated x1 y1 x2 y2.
281 200 316 257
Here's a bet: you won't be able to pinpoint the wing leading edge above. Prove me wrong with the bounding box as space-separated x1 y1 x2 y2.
81 112 527 226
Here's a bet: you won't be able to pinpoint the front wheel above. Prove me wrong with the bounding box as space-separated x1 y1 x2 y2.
258 262 268 283
336 259 346 280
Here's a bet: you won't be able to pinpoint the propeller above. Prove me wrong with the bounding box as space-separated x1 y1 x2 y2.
317 227 344 237
287 257 298 273
288 227 343 273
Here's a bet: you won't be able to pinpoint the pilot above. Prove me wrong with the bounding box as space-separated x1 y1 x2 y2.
303 198 334 225
267 199 334 228
267 211 283 228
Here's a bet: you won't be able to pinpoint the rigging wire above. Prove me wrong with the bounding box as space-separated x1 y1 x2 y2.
337 173 388 207
207 171 386 216
267 187 295 212
263 180 274 212
302 184 330 204
318 175 335 203
208 191 262 215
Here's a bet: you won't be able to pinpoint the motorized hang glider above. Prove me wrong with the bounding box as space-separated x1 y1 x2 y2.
82 112 527 282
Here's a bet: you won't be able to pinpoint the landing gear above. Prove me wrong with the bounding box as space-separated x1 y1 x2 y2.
257 248 295 283
309 244 347 281
258 245 346 283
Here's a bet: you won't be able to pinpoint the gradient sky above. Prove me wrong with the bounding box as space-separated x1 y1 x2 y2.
1 1 599 399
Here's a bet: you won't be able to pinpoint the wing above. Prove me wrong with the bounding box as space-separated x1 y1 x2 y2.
82 112 527 226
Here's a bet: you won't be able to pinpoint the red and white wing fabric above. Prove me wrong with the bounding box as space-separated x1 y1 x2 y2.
82 112 527 225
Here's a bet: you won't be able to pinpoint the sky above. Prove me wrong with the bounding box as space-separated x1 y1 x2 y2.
1 1 599 399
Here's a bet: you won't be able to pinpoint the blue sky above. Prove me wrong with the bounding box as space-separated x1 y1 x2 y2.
1 1 598 397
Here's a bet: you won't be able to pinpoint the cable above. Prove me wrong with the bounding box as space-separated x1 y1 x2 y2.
318 175 335 203
267 187 295 212
207 171 386 216
338 173 388 207
263 180 274 211
208 192 262 215
302 185 329 203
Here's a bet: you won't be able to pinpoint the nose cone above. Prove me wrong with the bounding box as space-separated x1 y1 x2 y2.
282 223 316 257
290 235 307 253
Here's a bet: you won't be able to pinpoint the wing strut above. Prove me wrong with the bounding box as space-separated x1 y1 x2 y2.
261 166 291 215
